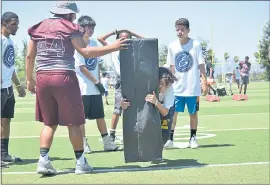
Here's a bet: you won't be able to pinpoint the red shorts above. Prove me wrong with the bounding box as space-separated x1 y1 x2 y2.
35 70 85 126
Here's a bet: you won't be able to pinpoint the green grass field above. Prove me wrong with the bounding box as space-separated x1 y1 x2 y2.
1 82 270 184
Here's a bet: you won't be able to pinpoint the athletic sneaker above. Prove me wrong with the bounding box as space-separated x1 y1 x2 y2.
1 161 8 168
163 140 175 149
103 135 120 151
189 136 199 149
37 159 57 175
111 135 123 145
1 154 22 163
75 157 93 175
109 134 115 143
109 135 123 145
83 137 92 154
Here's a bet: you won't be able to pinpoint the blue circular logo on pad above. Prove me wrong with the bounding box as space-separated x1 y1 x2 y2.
175 51 193 73
4 45 15 68
85 58 97 71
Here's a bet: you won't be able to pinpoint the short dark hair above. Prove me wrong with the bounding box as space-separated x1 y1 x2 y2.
175 18 189 29
159 67 178 86
245 56 249 60
1 12 18 25
77 15 96 28
116 30 132 39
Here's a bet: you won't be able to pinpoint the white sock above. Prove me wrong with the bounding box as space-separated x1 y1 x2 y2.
39 154 49 162
77 155 86 165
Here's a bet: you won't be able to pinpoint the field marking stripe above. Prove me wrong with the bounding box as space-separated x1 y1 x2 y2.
9 127 270 139
202 128 270 132
2 161 269 175
10 112 270 124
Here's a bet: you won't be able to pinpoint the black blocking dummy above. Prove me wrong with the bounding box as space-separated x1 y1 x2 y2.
120 38 163 163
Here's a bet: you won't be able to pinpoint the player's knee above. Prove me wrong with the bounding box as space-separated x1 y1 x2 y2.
173 111 179 116
1 118 11 125
189 112 198 118
46 125 58 131
67 124 79 129
96 118 106 125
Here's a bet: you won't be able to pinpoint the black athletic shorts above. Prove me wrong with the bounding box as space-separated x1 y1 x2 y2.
82 95 105 120
1 86 15 119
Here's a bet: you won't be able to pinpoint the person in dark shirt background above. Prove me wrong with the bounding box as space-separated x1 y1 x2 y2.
239 56 251 94
205 60 216 95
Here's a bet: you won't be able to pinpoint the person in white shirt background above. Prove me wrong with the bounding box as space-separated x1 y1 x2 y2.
165 18 207 149
224 59 234 95
1 12 26 167
235 67 241 89
98 29 144 142
233 59 240 90
100 72 110 105
74 15 119 154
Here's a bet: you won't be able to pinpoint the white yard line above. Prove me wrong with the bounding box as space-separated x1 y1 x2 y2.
199 128 270 132
9 127 269 139
10 112 270 124
2 161 269 175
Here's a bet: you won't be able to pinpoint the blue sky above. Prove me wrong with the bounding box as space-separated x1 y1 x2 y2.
2 1 269 68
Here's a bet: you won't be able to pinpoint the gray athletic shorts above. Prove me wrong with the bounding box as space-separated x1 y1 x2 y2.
241 75 249 85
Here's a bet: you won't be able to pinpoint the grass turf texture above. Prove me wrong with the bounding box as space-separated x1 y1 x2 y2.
1 82 269 184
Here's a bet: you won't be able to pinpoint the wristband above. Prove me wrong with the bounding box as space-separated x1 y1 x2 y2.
155 100 158 106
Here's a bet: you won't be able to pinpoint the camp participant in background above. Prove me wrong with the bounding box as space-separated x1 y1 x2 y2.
235 67 240 89
239 56 251 94
1 12 26 167
205 60 216 95
98 29 144 143
74 15 120 154
101 72 110 105
165 18 207 149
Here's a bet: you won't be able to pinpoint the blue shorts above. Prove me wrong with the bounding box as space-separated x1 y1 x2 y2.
174 96 199 115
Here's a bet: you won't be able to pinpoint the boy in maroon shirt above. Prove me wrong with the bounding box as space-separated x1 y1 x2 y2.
26 1 127 175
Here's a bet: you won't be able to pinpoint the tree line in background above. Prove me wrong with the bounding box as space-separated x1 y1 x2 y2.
14 22 270 87
254 22 270 81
